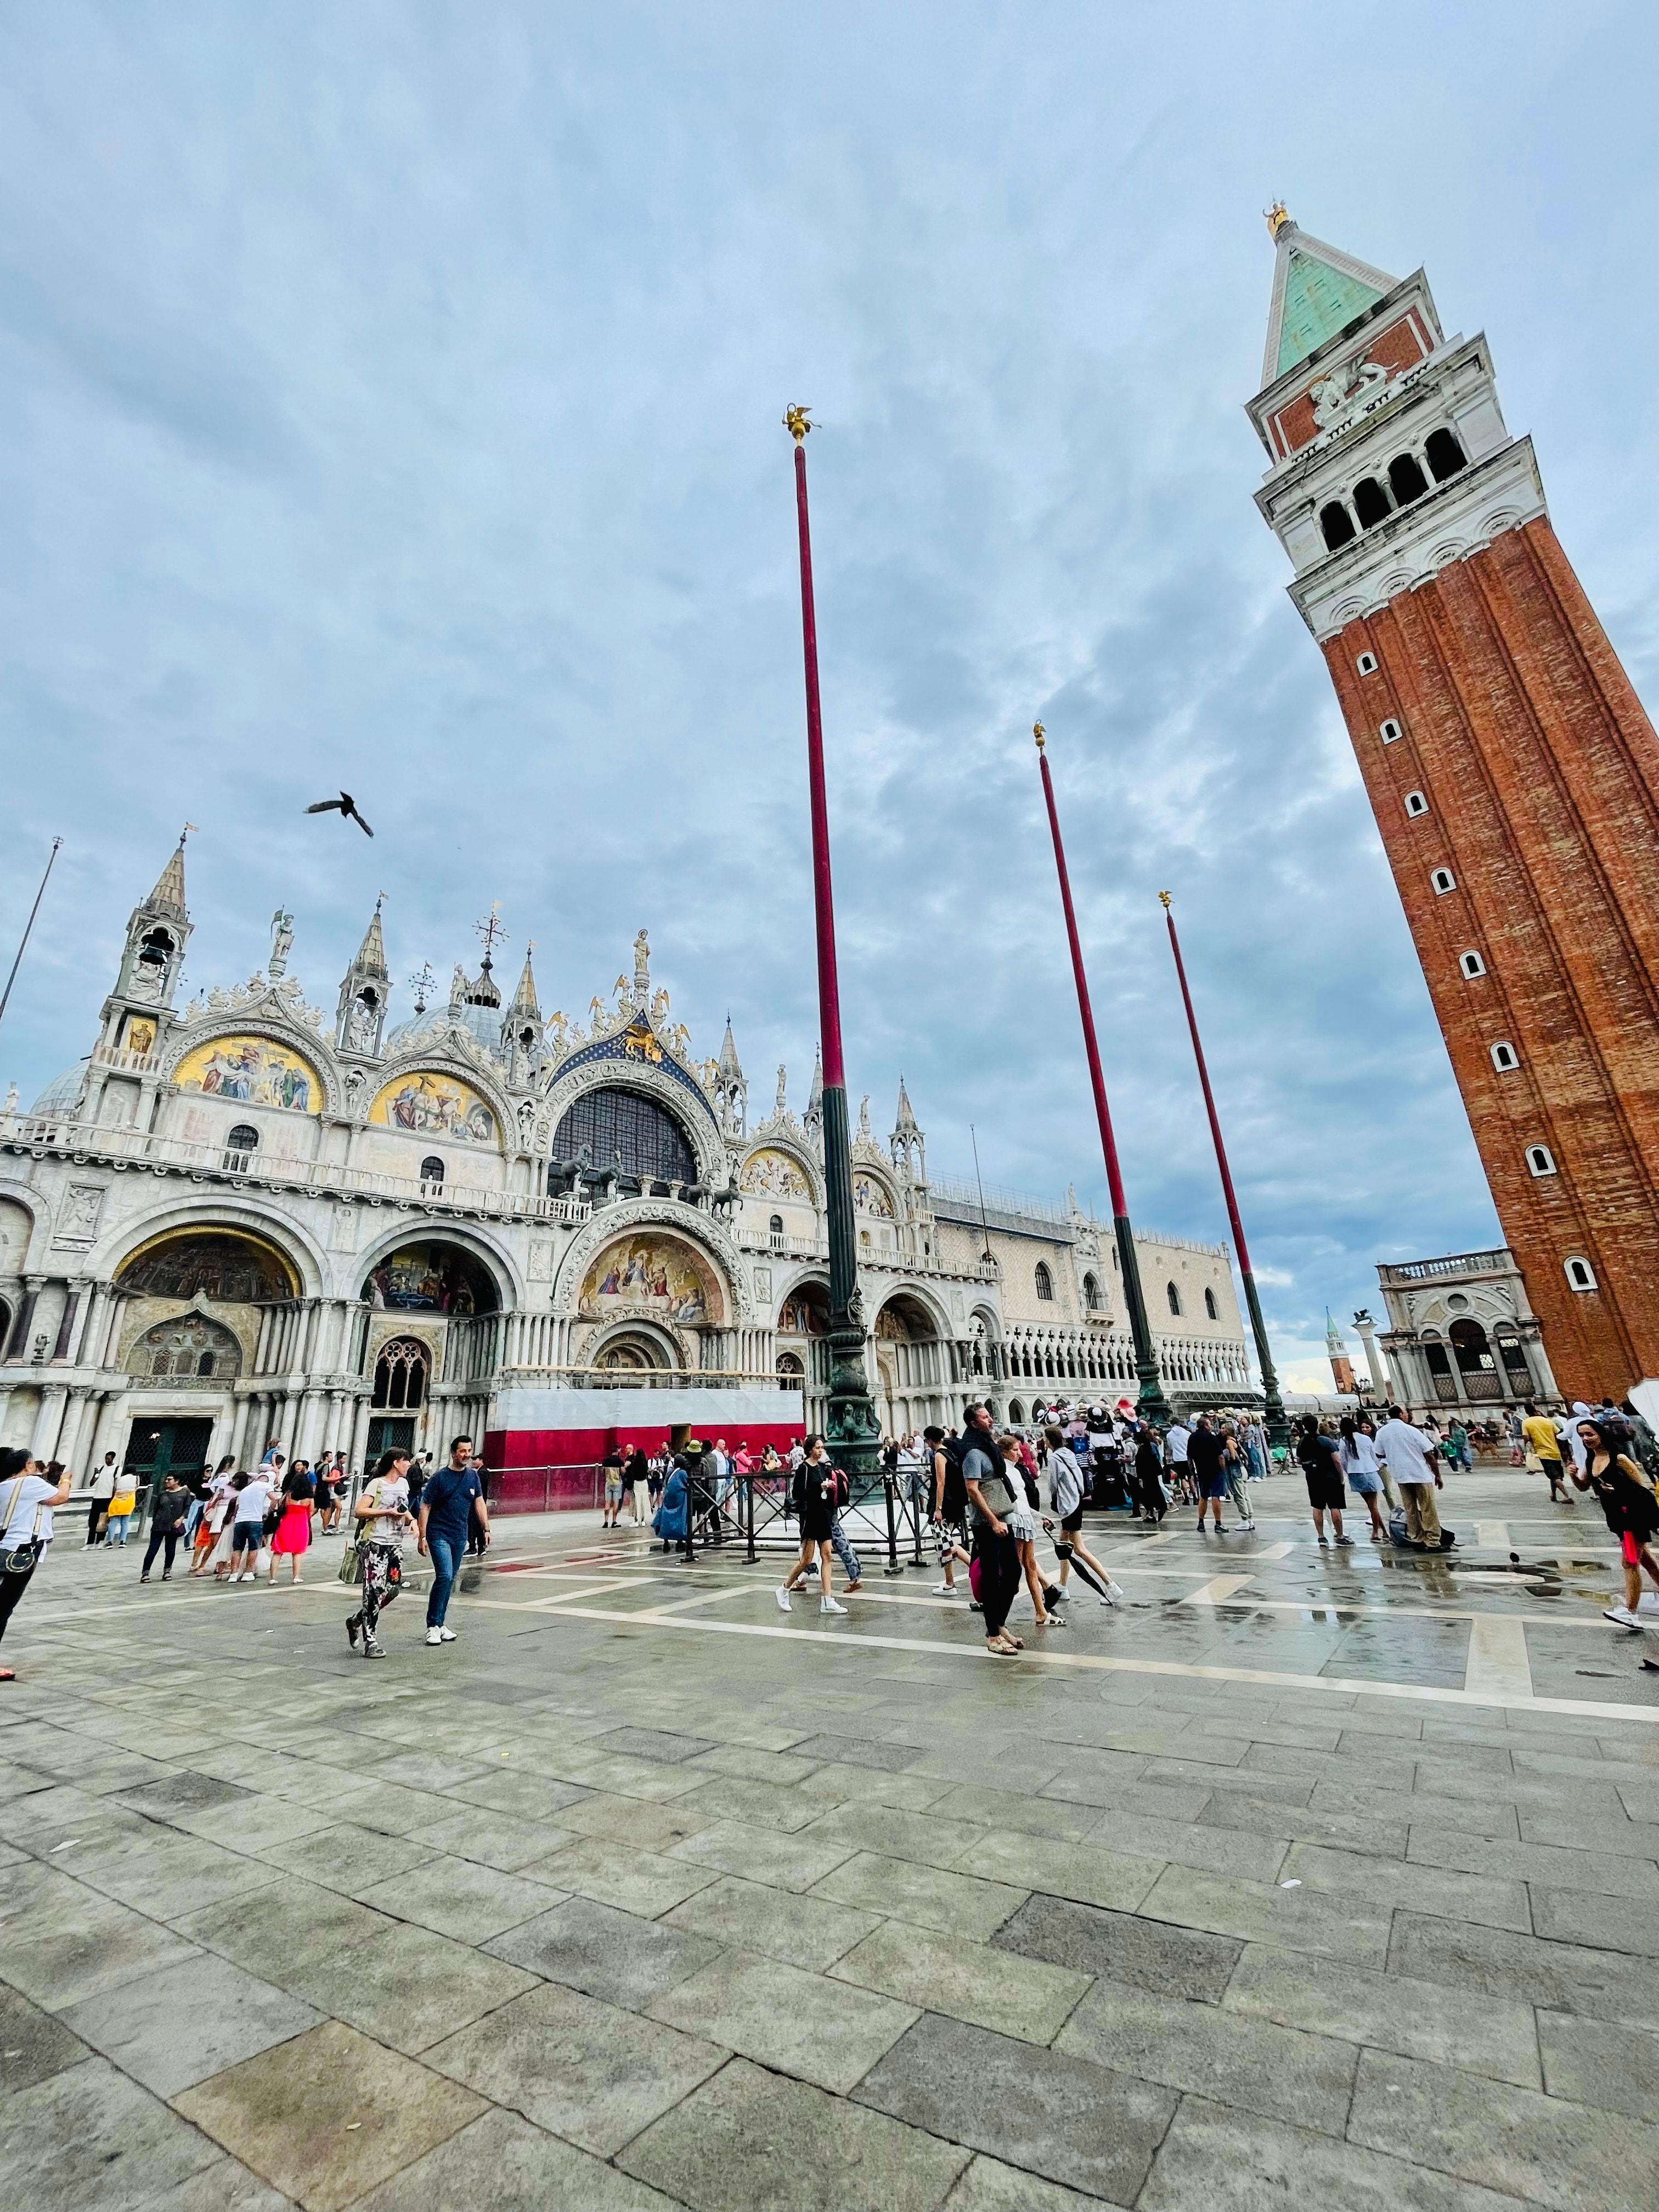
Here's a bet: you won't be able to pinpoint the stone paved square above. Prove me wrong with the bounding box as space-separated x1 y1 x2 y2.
4 1474 1658 2208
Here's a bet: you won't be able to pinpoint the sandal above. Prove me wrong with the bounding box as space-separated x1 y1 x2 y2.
986 1635 1020 1656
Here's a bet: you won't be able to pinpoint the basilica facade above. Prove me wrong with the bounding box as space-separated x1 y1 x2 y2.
0 843 1253 1485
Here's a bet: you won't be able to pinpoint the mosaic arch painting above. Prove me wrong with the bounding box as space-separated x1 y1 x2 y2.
578 1235 719 1327
369 1071 496 1146
853 1173 895 1218
174 1035 322 1114
740 1148 810 1199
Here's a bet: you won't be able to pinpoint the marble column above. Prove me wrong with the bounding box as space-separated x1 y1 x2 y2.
51 1287 83 1362
30 1384 68 1462
55 1385 93 1476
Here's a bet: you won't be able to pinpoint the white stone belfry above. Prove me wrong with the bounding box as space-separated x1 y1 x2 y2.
336 900 390 1060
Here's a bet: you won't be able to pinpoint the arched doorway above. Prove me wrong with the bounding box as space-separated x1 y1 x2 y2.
777 1281 830 1431
1449 1316 1499 1401
361 1239 506 1458
550 1085 698 1195
874 1292 945 1436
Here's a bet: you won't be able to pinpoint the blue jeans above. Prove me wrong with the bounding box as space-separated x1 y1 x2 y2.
426 1531 464 1627
830 1514 861 1584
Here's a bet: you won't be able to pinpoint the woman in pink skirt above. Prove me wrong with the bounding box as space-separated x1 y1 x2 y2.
269 1459 315 1584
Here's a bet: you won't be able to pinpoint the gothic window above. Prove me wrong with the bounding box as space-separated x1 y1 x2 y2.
1425 428 1467 482
552 1086 695 1188
1204 1286 1218 1320
1082 1272 1101 1311
1379 718 1402 742
1034 1262 1054 1301
1526 1144 1556 1177
1352 477 1392 529
1430 867 1455 895
1459 950 1486 978
1166 1281 1182 1316
1564 1256 1596 1291
134 1314 241 1382
776 1351 806 1381
1356 651 1379 675
420 1155 445 1187
1404 791 1428 817
223 1124 258 1171
372 1336 429 1410
1387 452 1429 507
769 1214 785 1241
1319 501 1356 551
137 927 174 977
1490 1041 1518 1071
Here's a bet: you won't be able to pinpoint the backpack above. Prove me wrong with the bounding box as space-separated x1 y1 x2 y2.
936 1438 969 1525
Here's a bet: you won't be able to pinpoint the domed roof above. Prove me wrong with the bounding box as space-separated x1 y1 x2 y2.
31 1064 88 1116
382 1003 505 1060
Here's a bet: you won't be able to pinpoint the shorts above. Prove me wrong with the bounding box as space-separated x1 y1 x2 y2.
232 1521 264 1552
1346 1468 1382 1496
1060 1507 1085 1534
604 1476 622 1503
1303 1469 1346 1511
1201 1470 1229 1500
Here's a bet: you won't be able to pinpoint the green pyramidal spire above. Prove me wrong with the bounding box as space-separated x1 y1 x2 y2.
1261 207 1396 385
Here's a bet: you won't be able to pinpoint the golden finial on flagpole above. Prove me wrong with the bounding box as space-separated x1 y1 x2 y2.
1033 721 1046 749
783 404 814 443
1158 890 1172 909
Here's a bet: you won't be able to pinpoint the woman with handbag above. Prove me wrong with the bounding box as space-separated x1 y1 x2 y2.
0 1448 72 1679
345 1448 414 1658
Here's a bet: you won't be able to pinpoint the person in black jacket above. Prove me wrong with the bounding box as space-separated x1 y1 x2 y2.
1133 1425 1168 1523
139 1474 192 1583
1296 1415 1353 1547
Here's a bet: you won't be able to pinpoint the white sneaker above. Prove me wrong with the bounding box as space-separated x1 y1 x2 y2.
775 1585 792 1611
820 1596 848 1616
426 1627 444 1645
237 1571 253 1583
1604 1605 1644 1630
932 1583 956 1596
438 1627 456 1642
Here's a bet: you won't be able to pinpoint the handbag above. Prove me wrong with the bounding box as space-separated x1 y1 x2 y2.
0 1477 47 1576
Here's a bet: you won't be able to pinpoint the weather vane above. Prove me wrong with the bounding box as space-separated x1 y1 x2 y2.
408 962 436 1014
783 404 814 443
473 902 509 969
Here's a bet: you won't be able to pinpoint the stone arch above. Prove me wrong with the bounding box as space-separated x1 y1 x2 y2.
541 1057 725 1192
738 1139 821 1207
165 1022 339 1120
130 1312 243 1381
355 1222 520 1315
0 1185 42 1278
552 1197 749 1326
366 1065 507 1156
111 1217 310 1301
588 1317 684 1373
99 1199 323 1301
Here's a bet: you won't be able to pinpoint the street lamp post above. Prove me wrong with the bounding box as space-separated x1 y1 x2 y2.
1159 891 1289 1449
786 406 881 1474
1034 726 1171 1426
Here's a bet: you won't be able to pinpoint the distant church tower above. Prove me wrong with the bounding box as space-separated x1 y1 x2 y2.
1325 1311 1356 1397
1249 208 1659 1400
336 899 390 1059
100 833 193 1055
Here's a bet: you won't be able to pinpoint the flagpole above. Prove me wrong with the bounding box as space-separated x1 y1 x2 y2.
1033 726 1170 1425
0 836 63 1036
1159 890 1289 1448
786 406 879 1472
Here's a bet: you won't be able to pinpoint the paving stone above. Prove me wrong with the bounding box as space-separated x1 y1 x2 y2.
795 1762 992 1812
961 1830 1166 1912
362 1751 493 1792
789 1732 923 1771
682 1742 825 1787
527 1831 718 1916
1057 1973 1357 2133
620 2053 970 2212
140 2153 297 2209
1139 1861 1394 1967
1409 1821 1659 1899
255 1822 431 1895
1538 2008 1659 2123
60 1821 284 1924
354 2105 685 2211
424 1979 725 2156
591 1725 719 1764
1200 1787 1410 1859
853 2010 1176 2203
59 1950 321 2097
443 1766 593 1820
1223 1942 1541 2086
1389 1909 1659 2029
663 1870 878 1970
1279 1839 1532 1931
1311 1775 1522 1837
1530 1881 1659 1956
0 1861 202 2012
555 1788 714 1850
831 1917 1091 2043
917 1784 1099 1841
940 2152 1110 2211
488 1892 721 2005
0 1980 92 2096
1348 2045 1659 2212
174 1883 538 2055
116 1770 255 1820
406 1804 579 1870
670 1815 856 1892
1139 2094 1534 2211
1517 1807 1659 1859
994 1891 1242 2001
1081 1804 1291 1882
0 2053 222 2210
810 1849 1028 1938
353 1850 557 1943
165 1792 337 1852
648 1946 917 2091
802 1798 985 1870
176 2017 485 2212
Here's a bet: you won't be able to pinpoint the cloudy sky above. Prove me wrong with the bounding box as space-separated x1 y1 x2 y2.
3 3 1655 1387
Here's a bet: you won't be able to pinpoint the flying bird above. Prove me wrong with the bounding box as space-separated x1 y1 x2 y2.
305 792 374 837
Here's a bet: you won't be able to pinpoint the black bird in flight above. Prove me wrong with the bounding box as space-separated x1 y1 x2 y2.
306 792 374 837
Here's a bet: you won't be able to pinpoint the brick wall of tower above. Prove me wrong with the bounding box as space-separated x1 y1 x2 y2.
1324 517 1659 1401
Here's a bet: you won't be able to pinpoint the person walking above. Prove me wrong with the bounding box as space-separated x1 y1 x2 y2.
0 1449 72 1679
1376 1405 1453 1550
1000 1434 1059 1628
139 1474 191 1582
652 1455 690 1553
1295 1416 1353 1546
105 1464 140 1548
347 1448 414 1657
1133 1423 1168 1523
85 1453 117 1545
227 1464 276 1582
1219 1418 1256 1531
622 1444 648 1526
923 1424 974 1597
1522 1401 1571 1504
1043 1426 1116 1606
826 1458 863 1595
1165 1418 1193 1506
777 1437 848 1615
1188 1415 1230 1533
269 1458 315 1585
1572 1414 1659 1631
1338 1414 1389 1541
417 1435 488 1646
962 1404 1023 1656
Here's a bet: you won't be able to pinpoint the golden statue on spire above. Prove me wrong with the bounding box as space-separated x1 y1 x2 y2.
1032 721 1046 749
1265 201 1291 240
783 404 814 443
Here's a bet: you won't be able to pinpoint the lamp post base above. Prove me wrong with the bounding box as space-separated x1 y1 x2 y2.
825 1302 883 1478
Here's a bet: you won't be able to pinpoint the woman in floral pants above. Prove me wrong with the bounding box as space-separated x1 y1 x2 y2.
346 1450 414 1658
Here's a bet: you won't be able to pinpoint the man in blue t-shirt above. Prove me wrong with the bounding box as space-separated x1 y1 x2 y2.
416 1435 489 1646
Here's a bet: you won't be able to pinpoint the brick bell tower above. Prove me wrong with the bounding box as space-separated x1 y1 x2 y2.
1249 206 1659 1402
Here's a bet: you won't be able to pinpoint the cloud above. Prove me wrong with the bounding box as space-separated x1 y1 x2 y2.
2 0 1654 1365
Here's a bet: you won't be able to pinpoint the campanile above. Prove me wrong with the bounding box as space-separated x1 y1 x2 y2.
1248 208 1659 1401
